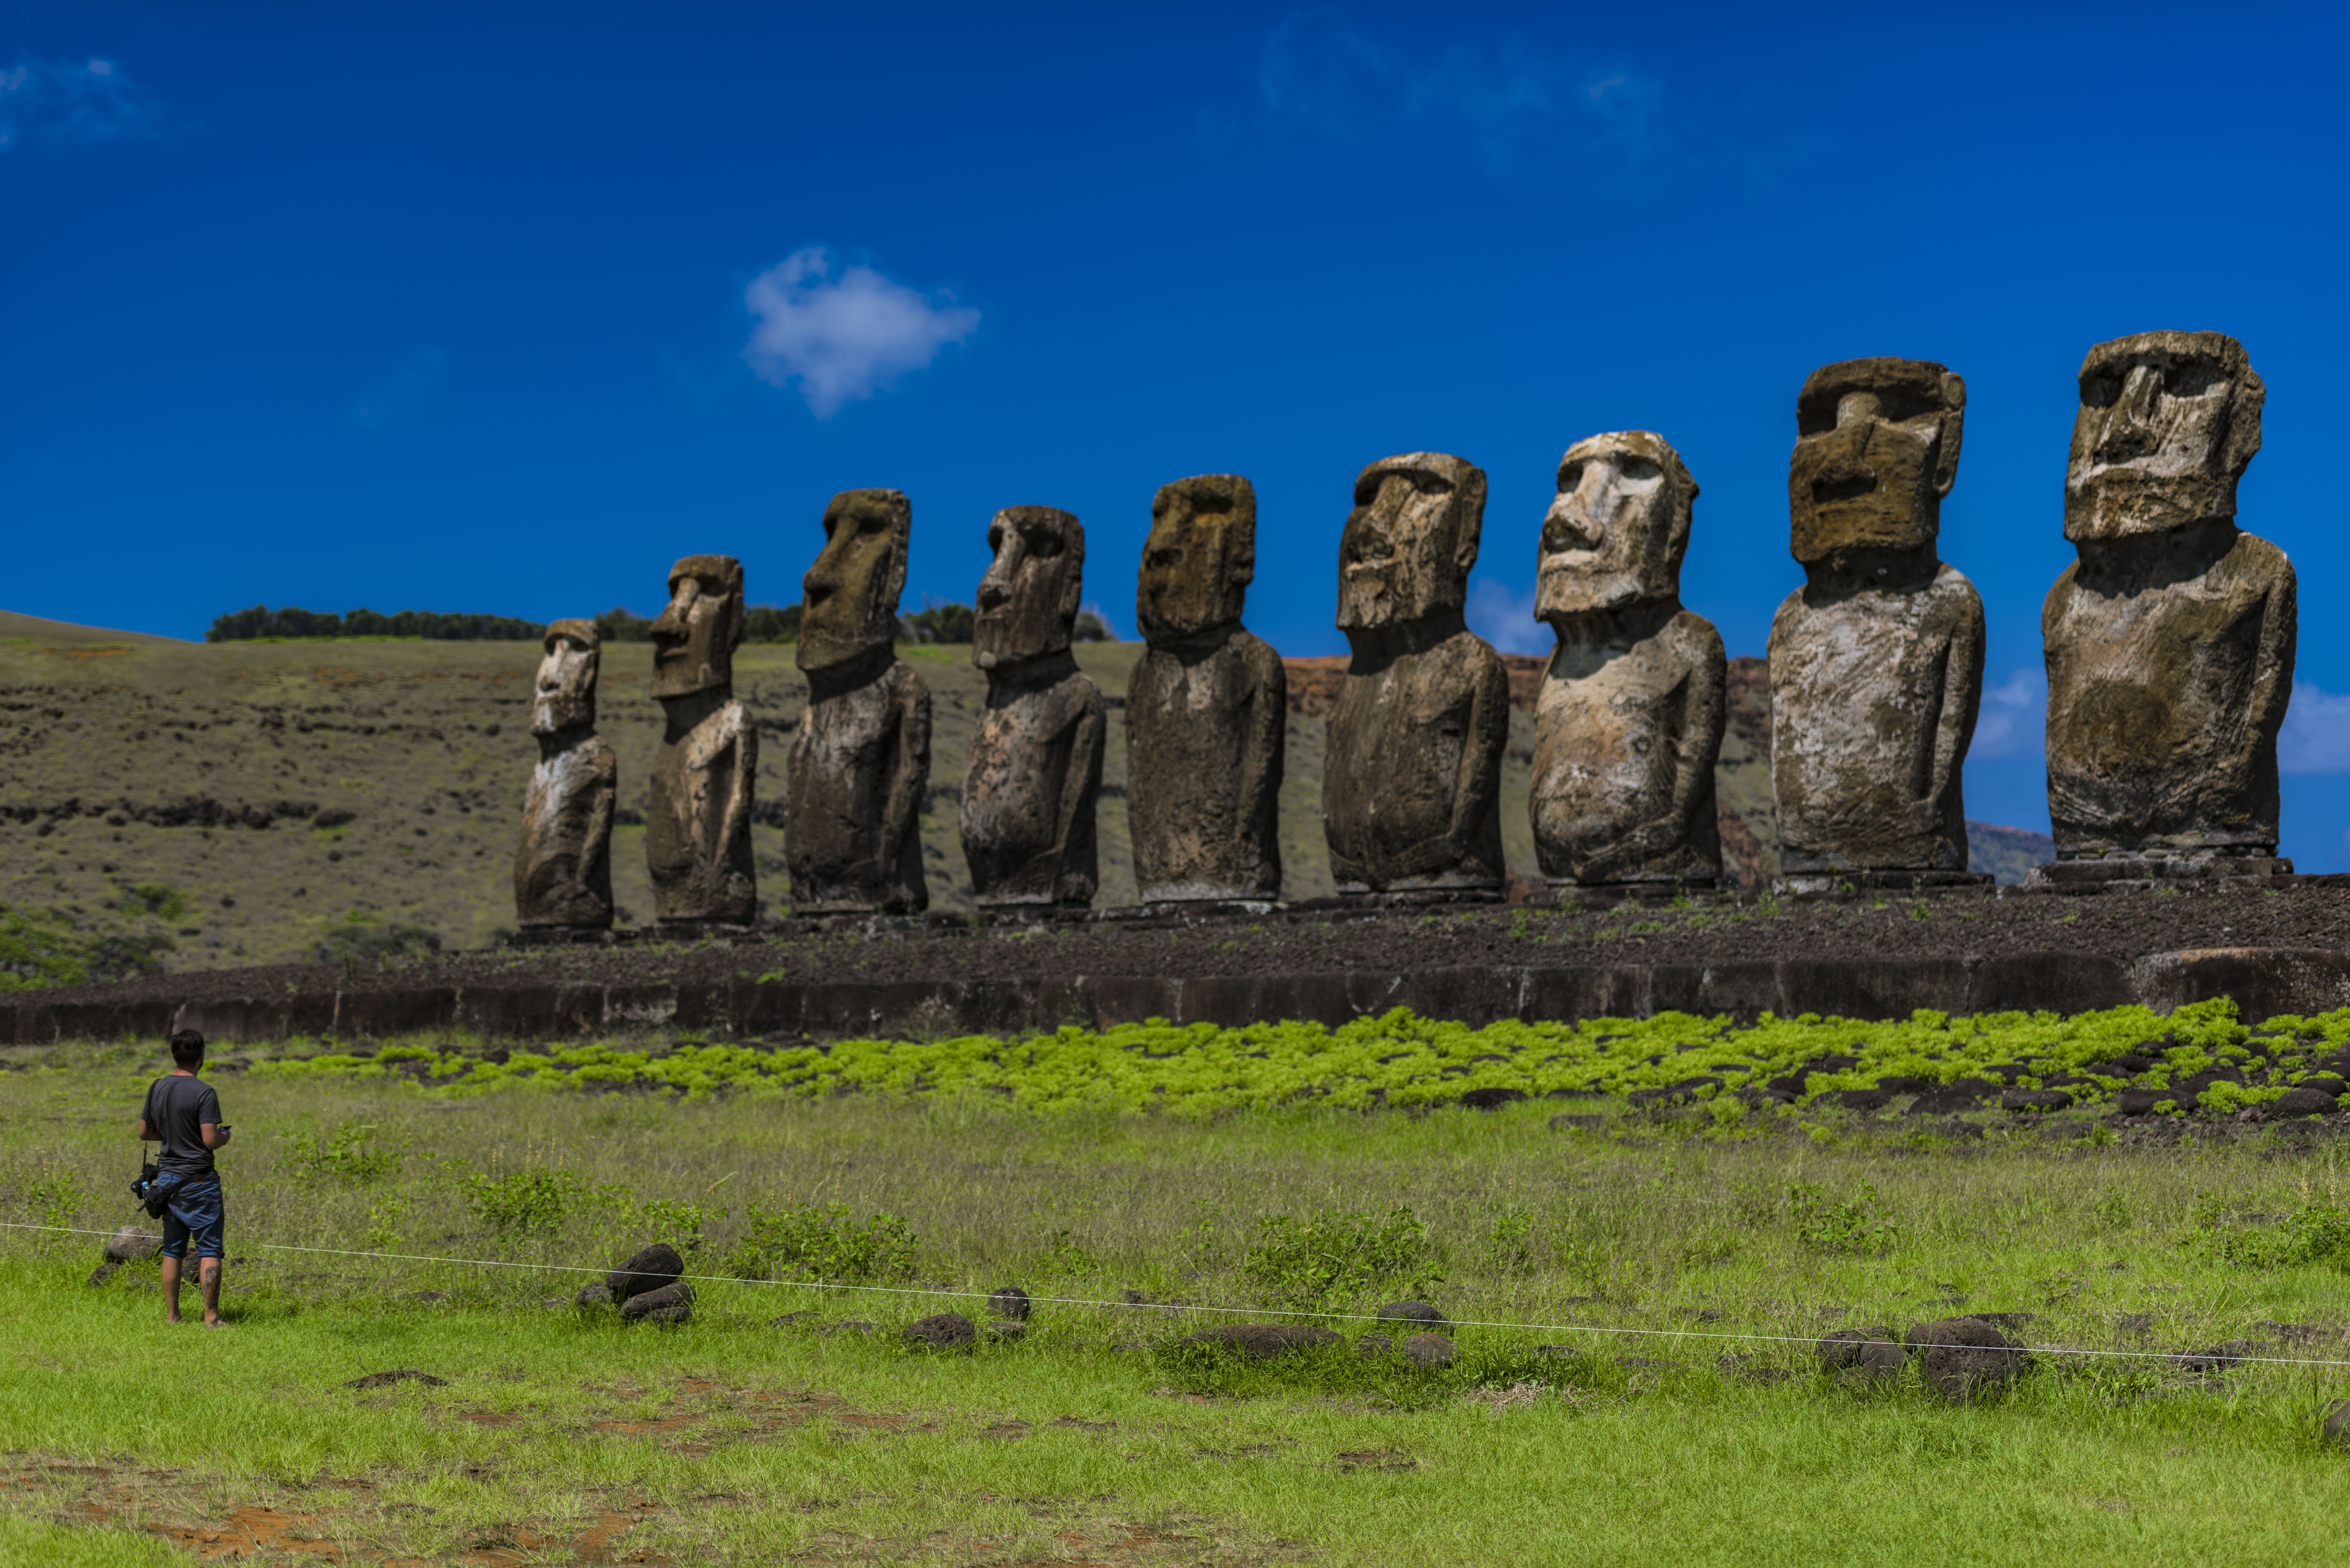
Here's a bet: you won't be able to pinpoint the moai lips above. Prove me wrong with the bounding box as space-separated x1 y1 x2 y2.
1126 475 1285 903
2041 331 2294 866
961 507 1105 907
787 489 932 915
1529 432 1725 887
1323 453 1508 894
646 554 758 924
513 619 616 928
1769 358 1986 880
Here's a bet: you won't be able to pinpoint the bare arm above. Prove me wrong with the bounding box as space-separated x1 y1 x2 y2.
201 1122 231 1151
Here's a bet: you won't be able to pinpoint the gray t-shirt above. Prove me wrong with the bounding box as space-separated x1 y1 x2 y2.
142 1074 221 1178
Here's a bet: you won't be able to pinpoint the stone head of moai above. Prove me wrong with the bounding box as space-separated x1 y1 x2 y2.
1788 358 1967 568
799 488 911 673
1137 475 1256 644
530 619 601 736
649 554 744 699
974 506 1085 669
2065 330 2264 542
1335 453 1486 632
1536 431 1697 622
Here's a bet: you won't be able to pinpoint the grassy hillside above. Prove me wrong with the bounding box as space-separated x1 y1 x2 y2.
0 614 2047 973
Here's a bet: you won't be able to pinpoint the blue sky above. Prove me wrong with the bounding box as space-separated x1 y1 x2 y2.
5 2 2349 859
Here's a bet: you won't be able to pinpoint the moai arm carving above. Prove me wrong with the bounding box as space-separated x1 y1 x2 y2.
698 704 756 908
1239 641 1287 871
1447 649 1510 865
1643 641 1726 865
1924 586 1986 819
2224 560 2296 807
1052 688 1107 899
576 749 617 905
879 670 932 888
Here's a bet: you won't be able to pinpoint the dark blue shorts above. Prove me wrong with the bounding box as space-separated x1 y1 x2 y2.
160 1175 225 1261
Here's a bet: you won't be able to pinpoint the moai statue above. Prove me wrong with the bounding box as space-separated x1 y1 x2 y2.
513 619 616 929
646 554 758 925
2039 330 2295 878
1769 358 1985 887
1126 475 1286 904
960 507 1105 908
1323 453 1509 896
785 489 932 915
1529 432 1725 889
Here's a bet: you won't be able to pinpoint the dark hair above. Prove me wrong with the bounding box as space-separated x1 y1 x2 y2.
169 1028 205 1069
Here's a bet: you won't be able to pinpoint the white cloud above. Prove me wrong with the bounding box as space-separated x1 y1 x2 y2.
2281 681 2350 773
1465 577 1549 656
1970 667 2046 760
0 56 157 154
742 248 979 419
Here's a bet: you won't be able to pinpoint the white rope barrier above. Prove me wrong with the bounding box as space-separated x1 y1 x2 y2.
8 1218 2342 1371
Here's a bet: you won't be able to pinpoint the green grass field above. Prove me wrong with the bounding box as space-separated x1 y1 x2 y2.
5 1023 2349 1565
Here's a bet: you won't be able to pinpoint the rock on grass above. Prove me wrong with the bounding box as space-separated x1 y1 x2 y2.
106 1226 162 1263
1376 1300 1448 1328
619 1281 694 1324
987 1285 1032 1322
1908 1317 2029 1401
606 1243 684 1303
1401 1332 1455 1368
903 1312 976 1349
1182 1323 1342 1359
1816 1328 1901 1373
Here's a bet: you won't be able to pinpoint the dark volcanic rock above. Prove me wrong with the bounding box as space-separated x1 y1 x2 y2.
1400 1332 1456 1368
576 1281 613 1308
2179 1339 2259 1373
2002 1088 2074 1112
2267 1087 2340 1118
902 1312 976 1348
1817 1327 1901 1371
1183 1323 1342 1359
2114 1089 2168 1116
105 1226 162 1263
607 1243 685 1304
987 1285 1033 1322
1910 1317 2029 1401
1356 1333 1393 1358
1459 1086 1526 1110
619 1280 694 1324
1376 1300 1448 1328
986 1320 1026 1343
342 1369 449 1389
2325 1399 2350 1450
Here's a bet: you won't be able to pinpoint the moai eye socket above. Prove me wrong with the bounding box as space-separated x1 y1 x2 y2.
2163 359 2227 399
1557 461 1586 494
1023 527 1064 561
1146 545 1182 570
1617 456 1663 488
2080 371 2120 409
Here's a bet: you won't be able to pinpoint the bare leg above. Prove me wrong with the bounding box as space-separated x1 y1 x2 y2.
161 1256 183 1323
200 1258 223 1327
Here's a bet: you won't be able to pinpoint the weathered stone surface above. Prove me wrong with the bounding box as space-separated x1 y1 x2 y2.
514 619 616 929
1183 1323 1343 1358
1376 1300 1448 1328
620 1280 694 1324
1816 1327 1902 1372
788 490 930 915
1355 1332 1393 1358
1770 358 1984 874
105 1225 162 1263
576 1280 612 1308
2268 1086 2339 1117
606 1243 684 1303
2043 331 2294 863
1400 1331 1456 1367
987 1285 1033 1322
647 555 757 924
1324 453 1508 893
961 508 1105 908
1909 1316 2029 1401
987 1320 1026 1343
1127 475 1285 903
903 1311 976 1348
1531 432 1725 886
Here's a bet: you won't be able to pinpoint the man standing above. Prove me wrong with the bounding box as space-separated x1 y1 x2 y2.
135 1027 231 1327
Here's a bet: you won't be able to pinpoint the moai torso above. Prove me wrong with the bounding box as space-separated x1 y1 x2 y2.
959 507 1105 907
787 654 931 913
1126 475 1285 902
1324 454 1507 892
1129 628 1285 900
1768 358 1983 874
646 554 759 924
964 655 1105 904
1527 432 1725 886
1770 564 1983 871
2042 331 2293 859
785 489 932 913
513 619 616 928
